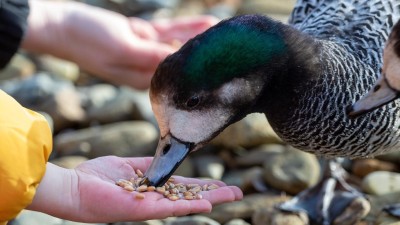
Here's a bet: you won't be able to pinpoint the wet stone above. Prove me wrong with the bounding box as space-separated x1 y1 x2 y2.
164 215 220 225
194 155 225 180
54 121 158 158
352 159 399 178
252 208 309 225
262 146 320 195
362 171 400 195
224 218 251 225
211 113 282 148
235 144 286 167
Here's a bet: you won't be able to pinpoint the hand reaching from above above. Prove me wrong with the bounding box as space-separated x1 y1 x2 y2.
22 0 218 90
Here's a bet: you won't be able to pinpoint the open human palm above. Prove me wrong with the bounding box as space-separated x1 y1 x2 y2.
59 156 242 222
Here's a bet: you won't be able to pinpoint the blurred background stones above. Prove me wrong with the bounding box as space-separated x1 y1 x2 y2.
5 0 400 225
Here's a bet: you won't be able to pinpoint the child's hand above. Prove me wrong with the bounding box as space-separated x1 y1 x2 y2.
28 156 242 223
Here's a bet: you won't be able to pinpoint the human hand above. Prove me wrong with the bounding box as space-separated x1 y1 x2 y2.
28 156 242 223
22 1 218 90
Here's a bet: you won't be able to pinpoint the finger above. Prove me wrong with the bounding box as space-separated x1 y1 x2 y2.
200 186 243 204
128 17 158 40
172 176 228 187
152 16 219 44
122 39 176 71
130 194 212 221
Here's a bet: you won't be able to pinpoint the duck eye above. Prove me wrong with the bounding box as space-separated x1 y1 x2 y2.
186 96 200 108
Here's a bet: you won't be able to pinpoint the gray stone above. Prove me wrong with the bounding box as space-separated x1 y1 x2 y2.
377 151 400 164
224 218 251 225
203 193 291 224
362 171 400 195
238 0 294 22
235 144 286 167
79 85 155 125
164 215 220 225
173 156 196 177
194 155 225 180
368 192 400 216
222 167 268 193
0 53 35 82
34 55 80 82
0 72 74 107
10 210 106 225
50 156 89 169
54 121 158 158
211 113 282 148
375 212 400 225
262 146 320 195
252 208 309 225
0 73 85 131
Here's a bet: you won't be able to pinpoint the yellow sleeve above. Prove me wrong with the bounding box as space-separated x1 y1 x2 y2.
0 90 52 223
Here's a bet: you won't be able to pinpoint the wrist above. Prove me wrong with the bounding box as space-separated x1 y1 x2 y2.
27 163 77 220
21 0 84 60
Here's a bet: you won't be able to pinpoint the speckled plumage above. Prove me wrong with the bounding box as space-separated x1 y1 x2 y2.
264 0 400 158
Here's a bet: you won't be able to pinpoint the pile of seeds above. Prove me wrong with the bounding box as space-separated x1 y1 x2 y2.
115 169 219 201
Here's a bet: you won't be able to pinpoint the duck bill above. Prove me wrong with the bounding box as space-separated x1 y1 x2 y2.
142 134 194 187
347 75 400 118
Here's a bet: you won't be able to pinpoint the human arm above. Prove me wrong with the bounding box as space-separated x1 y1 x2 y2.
21 0 218 90
27 156 243 223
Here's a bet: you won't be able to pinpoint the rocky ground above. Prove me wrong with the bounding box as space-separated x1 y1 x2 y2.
4 0 400 225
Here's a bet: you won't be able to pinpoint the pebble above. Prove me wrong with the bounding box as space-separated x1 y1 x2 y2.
262 146 320 194
235 144 286 167
211 113 282 148
352 159 399 178
377 151 400 164
54 121 158 158
173 156 196 177
34 55 80 82
362 171 400 195
194 155 225 180
164 216 220 225
225 218 251 225
10 210 106 225
203 193 291 224
252 208 309 225
222 167 267 193
0 73 85 131
79 85 154 124
0 53 35 81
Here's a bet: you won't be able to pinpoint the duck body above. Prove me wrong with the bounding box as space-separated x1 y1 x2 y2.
348 19 400 115
144 0 400 186
265 0 400 158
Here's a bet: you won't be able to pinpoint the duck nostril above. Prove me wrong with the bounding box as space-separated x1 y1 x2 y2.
373 84 381 92
162 144 171 155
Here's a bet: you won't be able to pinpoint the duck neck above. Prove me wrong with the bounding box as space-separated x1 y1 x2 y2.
253 23 323 123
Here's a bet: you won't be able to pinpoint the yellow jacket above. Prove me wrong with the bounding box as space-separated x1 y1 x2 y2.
0 90 52 224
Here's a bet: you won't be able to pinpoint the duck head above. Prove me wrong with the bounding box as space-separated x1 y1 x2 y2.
347 21 400 118
142 15 288 187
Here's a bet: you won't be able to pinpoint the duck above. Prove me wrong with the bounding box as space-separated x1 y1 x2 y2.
142 0 400 224
347 19 400 116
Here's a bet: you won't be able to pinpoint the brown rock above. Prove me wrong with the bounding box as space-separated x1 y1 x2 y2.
352 159 399 178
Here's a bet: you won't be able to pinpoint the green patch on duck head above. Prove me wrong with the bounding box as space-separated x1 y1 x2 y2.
182 16 287 90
